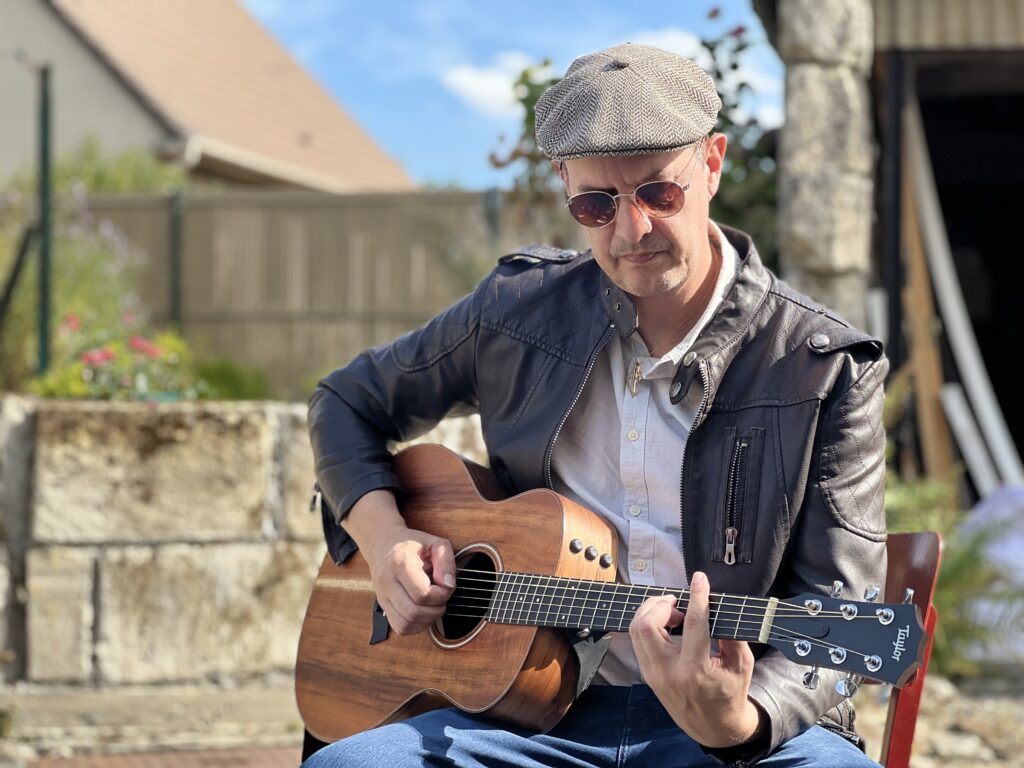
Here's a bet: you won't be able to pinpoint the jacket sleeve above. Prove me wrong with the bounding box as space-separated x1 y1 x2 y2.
746 345 890 756
307 273 491 556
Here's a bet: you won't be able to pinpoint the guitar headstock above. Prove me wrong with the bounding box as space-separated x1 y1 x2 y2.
767 588 925 688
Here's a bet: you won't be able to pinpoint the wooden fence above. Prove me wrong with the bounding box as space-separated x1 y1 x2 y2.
74 189 582 399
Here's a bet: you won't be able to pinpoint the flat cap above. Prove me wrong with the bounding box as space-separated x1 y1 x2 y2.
535 43 721 161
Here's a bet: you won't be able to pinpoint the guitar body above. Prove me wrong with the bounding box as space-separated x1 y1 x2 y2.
295 444 619 742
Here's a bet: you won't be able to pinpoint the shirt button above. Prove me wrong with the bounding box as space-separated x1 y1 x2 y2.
628 504 642 517
634 559 648 572
627 429 640 441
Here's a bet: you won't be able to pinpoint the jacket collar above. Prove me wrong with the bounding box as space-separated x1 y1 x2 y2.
592 225 773 410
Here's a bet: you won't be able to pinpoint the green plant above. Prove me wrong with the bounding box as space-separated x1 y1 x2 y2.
0 136 187 391
883 373 1024 677
29 314 211 401
195 357 271 400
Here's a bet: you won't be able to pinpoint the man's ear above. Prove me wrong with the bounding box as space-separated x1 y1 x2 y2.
705 133 728 199
553 159 569 192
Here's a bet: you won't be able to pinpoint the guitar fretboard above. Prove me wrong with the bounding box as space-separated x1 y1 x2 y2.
474 571 770 642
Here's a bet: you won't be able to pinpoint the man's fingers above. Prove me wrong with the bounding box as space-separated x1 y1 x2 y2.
679 571 712 663
428 539 457 590
715 638 755 673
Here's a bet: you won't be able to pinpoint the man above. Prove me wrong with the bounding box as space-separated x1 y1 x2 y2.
304 43 887 767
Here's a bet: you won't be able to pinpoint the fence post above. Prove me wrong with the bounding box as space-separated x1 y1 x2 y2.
169 189 184 329
37 64 52 374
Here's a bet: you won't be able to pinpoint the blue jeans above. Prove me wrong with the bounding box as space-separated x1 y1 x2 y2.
302 684 879 767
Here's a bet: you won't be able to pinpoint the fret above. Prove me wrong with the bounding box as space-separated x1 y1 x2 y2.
500 572 523 624
510 572 529 625
734 595 748 639
506 572 527 624
710 593 723 637
539 574 559 628
562 577 583 629
485 572 508 623
572 577 598 630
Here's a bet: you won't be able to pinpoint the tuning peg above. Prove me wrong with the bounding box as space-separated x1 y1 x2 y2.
903 587 916 604
835 674 860 698
829 580 844 598
863 584 880 602
802 667 821 691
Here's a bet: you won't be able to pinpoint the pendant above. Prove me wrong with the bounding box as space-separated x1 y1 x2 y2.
627 359 643 397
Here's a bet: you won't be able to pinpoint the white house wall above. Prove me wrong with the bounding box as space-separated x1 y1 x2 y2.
0 0 174 181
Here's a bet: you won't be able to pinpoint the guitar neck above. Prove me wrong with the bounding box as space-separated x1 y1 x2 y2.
464 570 774 643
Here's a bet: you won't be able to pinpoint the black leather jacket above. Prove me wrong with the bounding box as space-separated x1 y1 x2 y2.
308 225 888 758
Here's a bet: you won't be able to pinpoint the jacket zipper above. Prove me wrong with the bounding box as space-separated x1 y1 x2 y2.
544 325 615 489
723 437 749 565
679 361 711 585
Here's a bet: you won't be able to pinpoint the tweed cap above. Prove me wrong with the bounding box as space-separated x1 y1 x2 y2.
535 43 721 161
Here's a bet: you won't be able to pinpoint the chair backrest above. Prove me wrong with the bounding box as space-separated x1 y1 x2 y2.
878 531 943 768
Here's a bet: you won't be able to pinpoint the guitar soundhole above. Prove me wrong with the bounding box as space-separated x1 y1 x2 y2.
438 550 496 642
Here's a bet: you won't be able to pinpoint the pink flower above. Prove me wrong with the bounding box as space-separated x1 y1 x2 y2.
128 335 161 359
62 313 82 333
708 6 721 19
729 24 748 38
81 347 116 366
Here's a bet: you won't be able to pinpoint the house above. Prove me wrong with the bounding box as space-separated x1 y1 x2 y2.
0 0 413 192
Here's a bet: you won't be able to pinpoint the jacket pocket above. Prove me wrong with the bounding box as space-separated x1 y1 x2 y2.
713 427 765 565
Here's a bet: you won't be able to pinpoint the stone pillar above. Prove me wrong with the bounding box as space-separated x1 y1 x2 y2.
776 0 875 328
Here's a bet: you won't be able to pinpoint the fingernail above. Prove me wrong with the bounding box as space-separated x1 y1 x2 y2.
443 573 456 589
692 572 706 588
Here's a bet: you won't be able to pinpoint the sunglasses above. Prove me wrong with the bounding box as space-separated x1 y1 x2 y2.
564 141 705 228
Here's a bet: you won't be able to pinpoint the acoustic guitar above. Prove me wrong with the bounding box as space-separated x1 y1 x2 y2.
295 444 925 742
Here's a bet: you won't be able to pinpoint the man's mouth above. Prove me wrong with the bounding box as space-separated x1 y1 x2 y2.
619 251 660 264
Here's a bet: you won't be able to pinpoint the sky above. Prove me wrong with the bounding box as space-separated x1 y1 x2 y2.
241 0 784 191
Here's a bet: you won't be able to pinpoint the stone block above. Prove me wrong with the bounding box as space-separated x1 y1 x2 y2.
33 402 274 544
0 682 302 754
0 550 8 669
26 547 95 682
778 0 873 72
0 396 36 547
779 64 873 177
278 405 321 541
97 542 321 684
779 172 873 276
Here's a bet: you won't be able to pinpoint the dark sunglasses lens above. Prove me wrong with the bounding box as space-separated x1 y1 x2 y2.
635 181 685 217
568 193 616 227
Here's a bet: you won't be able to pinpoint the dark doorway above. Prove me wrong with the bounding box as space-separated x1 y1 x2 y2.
916 53 1024 458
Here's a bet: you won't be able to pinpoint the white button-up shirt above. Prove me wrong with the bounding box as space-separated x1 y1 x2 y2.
551 223 739 685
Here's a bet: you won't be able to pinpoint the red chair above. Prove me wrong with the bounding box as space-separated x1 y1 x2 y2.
877 531 943 768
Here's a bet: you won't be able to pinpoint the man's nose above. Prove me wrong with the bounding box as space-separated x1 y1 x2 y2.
612 195 653 242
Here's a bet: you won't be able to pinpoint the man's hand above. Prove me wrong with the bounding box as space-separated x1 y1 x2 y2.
342 490 455 636
629 571 765 748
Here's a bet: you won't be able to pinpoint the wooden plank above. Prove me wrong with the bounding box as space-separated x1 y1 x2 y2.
900 147 956 479
904 100 1024 486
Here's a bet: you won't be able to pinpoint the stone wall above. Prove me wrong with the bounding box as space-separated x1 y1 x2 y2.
0 395 483 759
774 0 875 329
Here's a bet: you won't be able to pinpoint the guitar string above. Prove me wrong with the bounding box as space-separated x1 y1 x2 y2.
446 574 883 620
451 567 873 614
436 608 878 667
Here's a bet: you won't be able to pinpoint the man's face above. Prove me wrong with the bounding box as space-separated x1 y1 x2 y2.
559 135 726 301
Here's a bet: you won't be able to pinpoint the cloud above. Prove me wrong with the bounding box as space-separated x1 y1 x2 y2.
440 51 543 120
